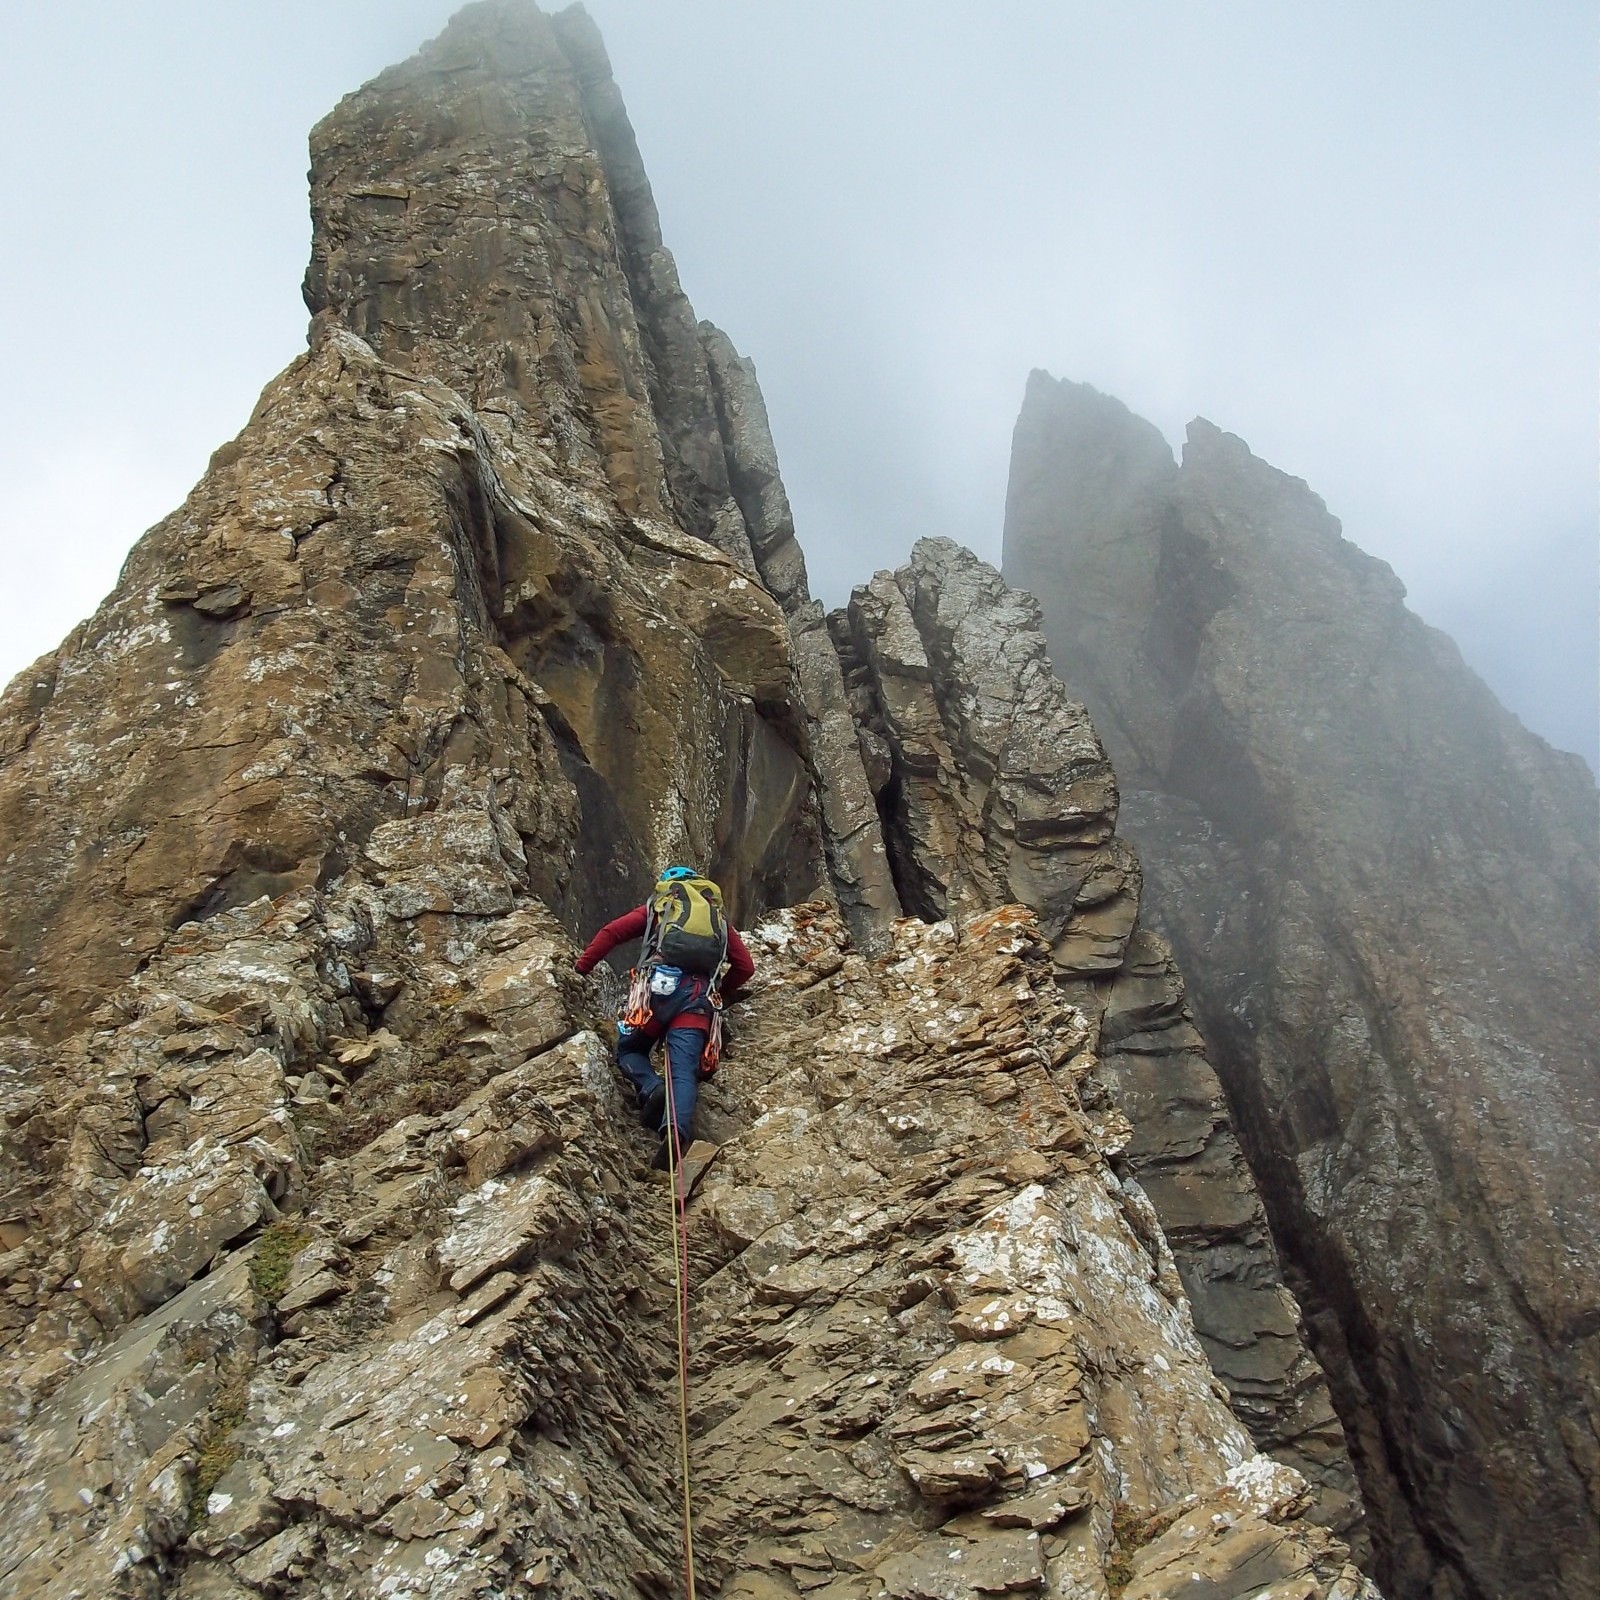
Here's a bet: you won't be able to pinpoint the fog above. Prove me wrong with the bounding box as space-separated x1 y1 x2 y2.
1 0 1593 769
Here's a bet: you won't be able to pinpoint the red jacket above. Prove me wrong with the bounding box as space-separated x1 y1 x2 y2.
575 904 755 1002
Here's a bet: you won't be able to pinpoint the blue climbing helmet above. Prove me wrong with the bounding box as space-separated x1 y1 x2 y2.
659 865 697 881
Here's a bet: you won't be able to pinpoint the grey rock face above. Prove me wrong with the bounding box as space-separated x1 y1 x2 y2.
693 321 900 945
791 599 903 945
1004 370 1600 1600
835 538 1363 1543
1088 930 1363 1544
699 322 811 612
837 542 1135 970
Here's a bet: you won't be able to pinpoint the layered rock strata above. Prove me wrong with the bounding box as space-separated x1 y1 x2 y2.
0 825 1375 1597
1004 371 1600 1600
832 539 1362 1542
691 903 1372 1599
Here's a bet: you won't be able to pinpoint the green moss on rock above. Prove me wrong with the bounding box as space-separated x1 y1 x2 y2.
187 1369 252 1524
249 1221 312 1304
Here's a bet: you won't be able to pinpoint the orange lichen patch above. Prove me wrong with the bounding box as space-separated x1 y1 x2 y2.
967 904 1038 941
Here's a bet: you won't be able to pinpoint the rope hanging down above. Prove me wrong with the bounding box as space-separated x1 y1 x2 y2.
662 1070 698 1600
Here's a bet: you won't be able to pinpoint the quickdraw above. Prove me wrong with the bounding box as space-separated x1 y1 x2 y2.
622 965 653 1030
700 991 724 1076
621 893 663 1031
699 948 730 1075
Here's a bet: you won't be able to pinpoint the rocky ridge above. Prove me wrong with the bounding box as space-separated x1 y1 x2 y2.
831 539 1362 1544
0 6 1377 1597
1003 371 1600 1600
0 0 895 1046
0 835 1374 1599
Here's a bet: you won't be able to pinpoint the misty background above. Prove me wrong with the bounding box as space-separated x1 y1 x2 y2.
1 1 1593 771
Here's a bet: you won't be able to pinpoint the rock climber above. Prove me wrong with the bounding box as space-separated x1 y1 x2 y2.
574 866 755 1170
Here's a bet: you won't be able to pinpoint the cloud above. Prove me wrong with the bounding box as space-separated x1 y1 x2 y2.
0 442 184 679
1 0 1591 772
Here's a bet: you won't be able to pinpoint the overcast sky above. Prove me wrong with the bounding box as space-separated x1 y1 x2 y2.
2 1 1593 770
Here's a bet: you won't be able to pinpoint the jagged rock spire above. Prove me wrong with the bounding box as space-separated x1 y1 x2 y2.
831 536 1366 1544
0 0 909 1038
1005 370 1600 1600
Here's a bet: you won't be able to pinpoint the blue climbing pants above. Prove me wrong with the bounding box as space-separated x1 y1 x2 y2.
616 1023 704 1140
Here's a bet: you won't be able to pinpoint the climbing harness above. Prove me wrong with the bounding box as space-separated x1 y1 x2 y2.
661 1066 698 1600
620 964 723 1038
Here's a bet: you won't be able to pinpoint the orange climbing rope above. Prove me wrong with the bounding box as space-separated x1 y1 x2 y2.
661 1068 698 1600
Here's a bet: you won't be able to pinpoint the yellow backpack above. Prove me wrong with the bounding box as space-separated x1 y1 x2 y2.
646 874 729 976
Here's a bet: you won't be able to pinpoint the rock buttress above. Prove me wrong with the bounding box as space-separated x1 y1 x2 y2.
1003 370 1600 1600
832 538 1364 1546
301 0 896 953
0 0 904 1041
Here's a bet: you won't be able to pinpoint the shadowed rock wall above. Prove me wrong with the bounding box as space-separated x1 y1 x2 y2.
1004 370 1600 1600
